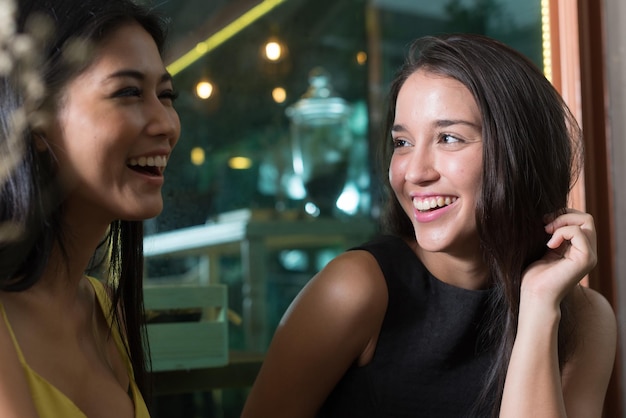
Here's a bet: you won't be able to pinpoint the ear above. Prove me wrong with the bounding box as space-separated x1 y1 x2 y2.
33 132 49 152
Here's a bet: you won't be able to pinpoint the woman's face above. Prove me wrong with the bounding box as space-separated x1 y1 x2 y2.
46 22 180 224
389 69 483 259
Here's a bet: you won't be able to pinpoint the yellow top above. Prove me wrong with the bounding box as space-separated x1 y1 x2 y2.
0 276 150 417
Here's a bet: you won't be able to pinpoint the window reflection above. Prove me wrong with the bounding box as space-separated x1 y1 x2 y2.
145 0 543 416
152 0 541 232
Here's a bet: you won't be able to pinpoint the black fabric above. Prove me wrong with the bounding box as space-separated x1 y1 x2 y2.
317 235 495 418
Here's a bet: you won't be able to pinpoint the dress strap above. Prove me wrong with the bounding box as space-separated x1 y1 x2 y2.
85 277 134 374
0 301 28 364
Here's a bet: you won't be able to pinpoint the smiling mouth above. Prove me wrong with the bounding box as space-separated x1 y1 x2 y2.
413 196 457 212
127 155 167 176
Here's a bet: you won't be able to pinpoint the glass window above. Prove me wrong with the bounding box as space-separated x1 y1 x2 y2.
144 0 543 416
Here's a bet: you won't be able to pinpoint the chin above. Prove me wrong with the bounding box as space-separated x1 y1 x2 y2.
415 229 482 258
141 208 163 220
122 204 163 221
413 229 456 253
415 240 450 253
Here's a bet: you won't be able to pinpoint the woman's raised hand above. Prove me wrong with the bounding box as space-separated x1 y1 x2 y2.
521 209 597 306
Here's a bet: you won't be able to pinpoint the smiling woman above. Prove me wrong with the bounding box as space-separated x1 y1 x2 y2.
0 0 180 417
389 71 484 264
50 22 180 222
241 33 616 418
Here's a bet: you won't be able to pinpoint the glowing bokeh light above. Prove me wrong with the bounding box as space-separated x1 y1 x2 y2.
272 87 287 103
356 51 367 65
196 81 214 99
229 156 253 169
191 147 205 166
265 41 282 61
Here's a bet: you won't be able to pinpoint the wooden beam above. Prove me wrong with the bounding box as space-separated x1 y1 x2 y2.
575 0 622 416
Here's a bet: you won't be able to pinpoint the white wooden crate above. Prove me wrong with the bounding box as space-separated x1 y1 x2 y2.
144 284 228 371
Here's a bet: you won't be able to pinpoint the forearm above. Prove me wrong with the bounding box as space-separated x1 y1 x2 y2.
500 298 566 418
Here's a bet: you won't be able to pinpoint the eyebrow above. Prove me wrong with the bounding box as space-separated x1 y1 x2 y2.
434 119 481 130
392 119 481 133
106 69 173 84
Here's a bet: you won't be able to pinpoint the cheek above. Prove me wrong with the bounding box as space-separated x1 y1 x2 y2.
457 161 483 207
452 155 482 186
388 156 403 189
466 161 483 194
170 111 182 146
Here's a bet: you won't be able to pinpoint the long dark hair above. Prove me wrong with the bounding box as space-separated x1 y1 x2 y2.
380 34 582 416
0 0 170 399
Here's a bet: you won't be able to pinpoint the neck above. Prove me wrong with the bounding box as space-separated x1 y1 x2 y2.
411 242 489 290
37 214 110 297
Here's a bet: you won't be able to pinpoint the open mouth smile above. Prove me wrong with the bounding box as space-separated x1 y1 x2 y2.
127 155 168 176
413 196 458 212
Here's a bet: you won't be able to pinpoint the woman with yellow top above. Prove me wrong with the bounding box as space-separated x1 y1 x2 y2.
0 0 180 416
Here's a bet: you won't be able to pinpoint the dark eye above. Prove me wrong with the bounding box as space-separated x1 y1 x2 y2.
392 138 409 149
113 87 142 98
159 89 179 103
441 134 462 144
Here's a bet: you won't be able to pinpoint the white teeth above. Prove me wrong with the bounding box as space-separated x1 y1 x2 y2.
128 155 168 168
413 196 457 212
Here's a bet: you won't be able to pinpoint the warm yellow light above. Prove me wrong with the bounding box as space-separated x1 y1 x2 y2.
265 41 282 61
195 42 209 54
229 156 252 170
272 87 287 103
191 147 205 166
196 81 214 99
541 0 552 82
356 51 367 65
167 0 288 76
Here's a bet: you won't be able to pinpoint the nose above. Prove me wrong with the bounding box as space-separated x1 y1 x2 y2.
145 96 181 146
404 146 439 185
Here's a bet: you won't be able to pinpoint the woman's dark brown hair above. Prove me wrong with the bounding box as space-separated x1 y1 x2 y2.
380 33 582 416
1 0 170 400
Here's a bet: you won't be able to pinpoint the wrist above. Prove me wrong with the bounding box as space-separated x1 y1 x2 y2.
519 282 563 311
518 293 562 331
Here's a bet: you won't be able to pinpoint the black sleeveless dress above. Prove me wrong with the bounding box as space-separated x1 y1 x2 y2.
317 235 496 417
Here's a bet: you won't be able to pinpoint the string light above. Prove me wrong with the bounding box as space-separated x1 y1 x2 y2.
190 147 205 166
272 87 286 103
265 41 282 61
541 0 552 82
195 80 214 99
356 51 367 65
229 156 252 169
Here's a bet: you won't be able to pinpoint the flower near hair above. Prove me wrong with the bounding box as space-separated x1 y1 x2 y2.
0 0 52 242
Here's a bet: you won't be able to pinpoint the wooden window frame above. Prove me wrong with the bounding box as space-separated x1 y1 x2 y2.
548 1 622 416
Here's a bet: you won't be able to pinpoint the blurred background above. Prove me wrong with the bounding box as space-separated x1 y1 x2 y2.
136 0 625 417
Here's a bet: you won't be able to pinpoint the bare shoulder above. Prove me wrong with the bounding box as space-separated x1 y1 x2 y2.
300 249 388 316
241 249 388 418
566 285 617 371
278 249 389 347
562 285 617 415
570 285 616 342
